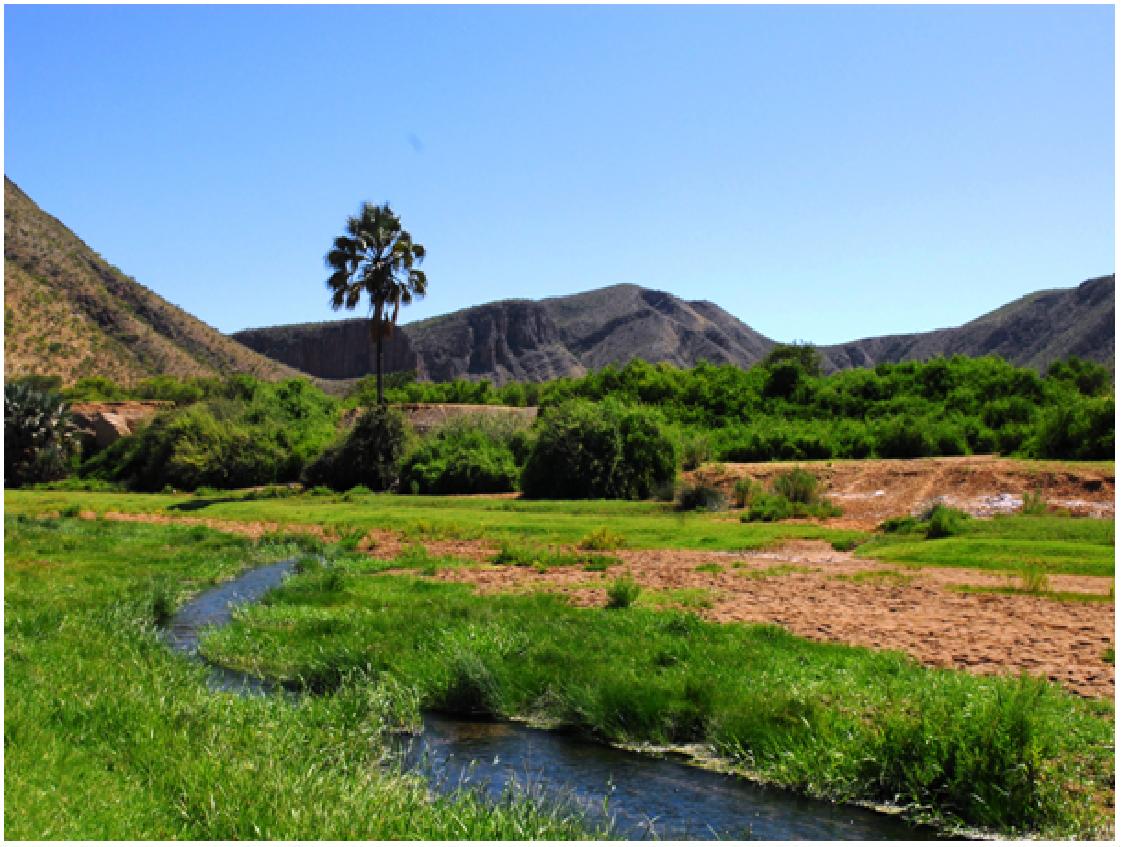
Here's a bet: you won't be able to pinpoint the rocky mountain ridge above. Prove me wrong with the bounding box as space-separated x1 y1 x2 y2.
4 176 1112 388
236 276 1114 383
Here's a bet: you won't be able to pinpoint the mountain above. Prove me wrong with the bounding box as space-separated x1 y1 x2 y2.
818 275 1114 373
5 176 1111 387
236 276 1113 384
4 177 300 385
234 284 776 384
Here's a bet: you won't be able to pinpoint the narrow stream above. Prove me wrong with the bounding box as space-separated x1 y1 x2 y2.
166 561 937 841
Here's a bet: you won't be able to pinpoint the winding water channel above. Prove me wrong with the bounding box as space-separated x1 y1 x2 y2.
166 560 938 840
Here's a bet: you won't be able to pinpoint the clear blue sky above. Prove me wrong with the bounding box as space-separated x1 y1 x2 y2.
4 4 1114 345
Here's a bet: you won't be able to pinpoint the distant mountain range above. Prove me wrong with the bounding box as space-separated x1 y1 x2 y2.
4 177 298 385
236 276 1114 383
3 177 1114 388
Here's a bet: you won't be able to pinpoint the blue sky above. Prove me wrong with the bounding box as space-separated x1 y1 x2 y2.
4 4 1114 344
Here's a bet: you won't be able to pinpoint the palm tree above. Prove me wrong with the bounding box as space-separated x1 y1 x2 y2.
325 202 427 404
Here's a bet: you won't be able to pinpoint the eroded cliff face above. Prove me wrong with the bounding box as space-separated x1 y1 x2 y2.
409 301 583 382
233 319 420 380
233 285 775 383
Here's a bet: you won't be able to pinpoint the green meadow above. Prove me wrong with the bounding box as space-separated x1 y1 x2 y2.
3 514 604 840
4 490 1116 838
857 514 1115 577
5 486 869 551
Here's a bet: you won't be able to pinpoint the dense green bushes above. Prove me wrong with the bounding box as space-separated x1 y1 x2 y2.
521 400 676 499
13 350 1114 494
532 354 1112 462
303 405 413 492
1033 397 1114 460
83 379 339 491
399 417 527 495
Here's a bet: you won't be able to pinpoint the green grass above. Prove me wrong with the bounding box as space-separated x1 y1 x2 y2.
639 587 718 610
857 515 1114 577
694 562 726 574
3 516 602 840
201 544 1114 838
491 541 620 569
4 488 868 553
736 563 818 579
947 584 1114 604
832 568 916 585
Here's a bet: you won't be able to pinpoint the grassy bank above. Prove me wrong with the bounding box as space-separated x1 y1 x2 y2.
5 487 868 551
3 515 602 839
201 543 1115 837
7 487 1114 580
857 514 1114 577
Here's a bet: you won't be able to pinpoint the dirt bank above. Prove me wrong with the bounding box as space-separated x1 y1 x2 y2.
686 456 1114 529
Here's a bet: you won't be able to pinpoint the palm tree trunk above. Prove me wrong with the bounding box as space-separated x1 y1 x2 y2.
375 331 384 405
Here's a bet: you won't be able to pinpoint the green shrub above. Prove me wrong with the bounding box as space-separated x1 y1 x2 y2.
731 478 759 508
399 417 522 495
9 374 63 394
867 677 1057 830
578 527 627 551
1032 398 1114 460
1020 490 1048 516
303 406 413 492
605 575 642 609
150 579 176 627
521 400 676 500
742 492 794 522
771 468 820 505
679 432 712 471
924 504 970 539
84 403 287 491
741 469 842 522
28 477 123 492
1018 562 1051 594
675 482 728 512
61 375 125 402
5 383 79 487
341 485 375 501
876 417 935 458
1047 356 1112 397
492 541 620 569
879 515 920 534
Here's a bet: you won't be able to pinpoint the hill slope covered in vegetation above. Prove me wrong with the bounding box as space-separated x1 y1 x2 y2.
3 177 301 385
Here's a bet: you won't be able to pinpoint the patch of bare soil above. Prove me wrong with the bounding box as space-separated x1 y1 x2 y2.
687 455 1115 529
94 511 337 542
428 541 1115 699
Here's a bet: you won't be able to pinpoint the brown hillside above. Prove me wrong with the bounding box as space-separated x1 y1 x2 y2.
4 177 301 385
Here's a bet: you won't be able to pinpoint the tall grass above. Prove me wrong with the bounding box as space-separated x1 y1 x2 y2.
3 516 601 839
